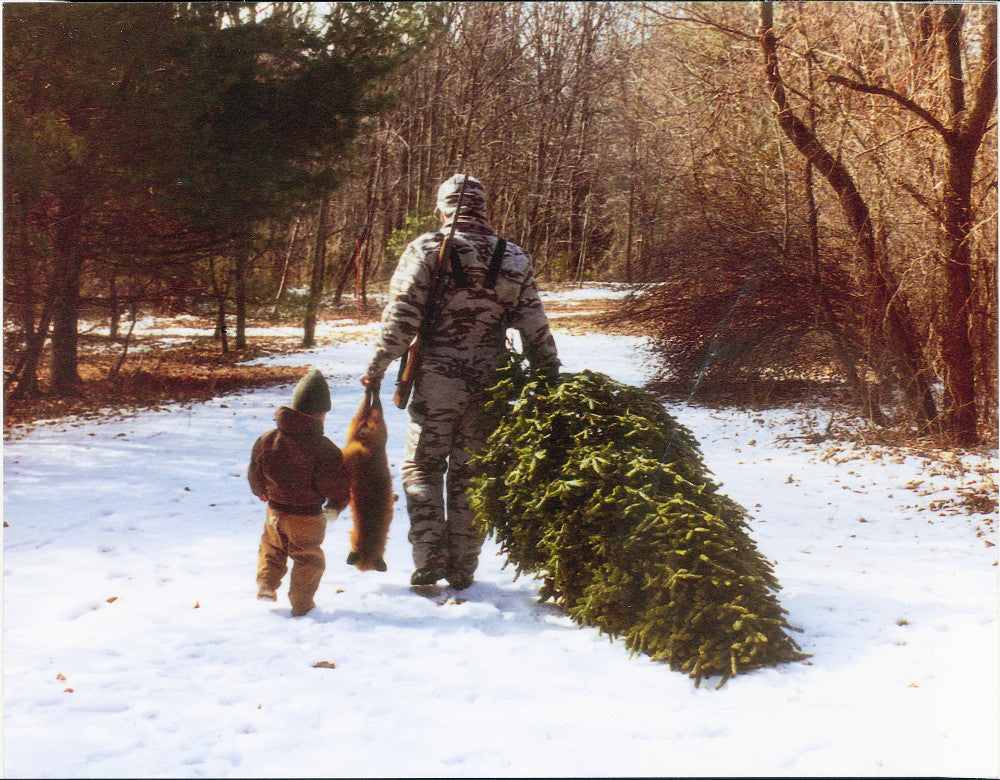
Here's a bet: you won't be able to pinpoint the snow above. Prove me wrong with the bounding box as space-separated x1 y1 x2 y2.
539 283 634 303
77 309 385 352
3 288 998 778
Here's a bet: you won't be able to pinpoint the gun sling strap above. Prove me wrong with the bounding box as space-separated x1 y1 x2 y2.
438 233 507 290
484 237 507 289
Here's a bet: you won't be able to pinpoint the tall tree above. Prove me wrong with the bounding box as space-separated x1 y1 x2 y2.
754 1 995 442
4 3 195 395
758 1 950 430
302 196 330 348
824 4 997 443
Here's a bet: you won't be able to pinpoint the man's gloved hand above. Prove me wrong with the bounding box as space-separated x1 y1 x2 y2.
323 499 344 523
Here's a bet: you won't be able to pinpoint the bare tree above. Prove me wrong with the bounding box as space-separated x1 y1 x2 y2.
759 1 942 429
826 5 996 443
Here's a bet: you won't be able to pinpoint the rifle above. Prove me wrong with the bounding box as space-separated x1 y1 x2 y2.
393 174 470 409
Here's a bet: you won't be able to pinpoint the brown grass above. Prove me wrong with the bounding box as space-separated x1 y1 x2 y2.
4 339 307 434
2 301 385 435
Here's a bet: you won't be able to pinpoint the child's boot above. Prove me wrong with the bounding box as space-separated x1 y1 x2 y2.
257 584 278 601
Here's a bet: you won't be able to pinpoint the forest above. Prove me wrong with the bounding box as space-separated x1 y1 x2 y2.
4 1 997 445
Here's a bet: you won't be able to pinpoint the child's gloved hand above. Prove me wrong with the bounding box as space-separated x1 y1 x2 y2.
323 499 343 523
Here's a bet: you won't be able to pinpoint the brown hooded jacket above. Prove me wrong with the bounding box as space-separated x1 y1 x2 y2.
248 406 351 515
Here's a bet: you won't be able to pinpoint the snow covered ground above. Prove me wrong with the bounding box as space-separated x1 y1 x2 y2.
3 289 998 778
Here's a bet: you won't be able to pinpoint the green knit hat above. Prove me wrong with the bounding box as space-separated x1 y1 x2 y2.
290 368 331 415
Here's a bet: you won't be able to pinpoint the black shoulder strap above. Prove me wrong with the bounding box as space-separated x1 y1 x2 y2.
484 237 507 289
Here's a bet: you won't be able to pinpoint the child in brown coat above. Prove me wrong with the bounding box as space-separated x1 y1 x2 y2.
248 368 351 616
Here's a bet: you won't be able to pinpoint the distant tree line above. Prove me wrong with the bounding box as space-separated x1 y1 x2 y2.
4 2 996 444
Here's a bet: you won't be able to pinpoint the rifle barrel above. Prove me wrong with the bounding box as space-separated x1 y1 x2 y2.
393 175 471 409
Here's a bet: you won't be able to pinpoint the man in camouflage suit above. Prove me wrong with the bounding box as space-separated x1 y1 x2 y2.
363 174 559 590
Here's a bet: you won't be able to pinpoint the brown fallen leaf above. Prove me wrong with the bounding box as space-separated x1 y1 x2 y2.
312 661 336 669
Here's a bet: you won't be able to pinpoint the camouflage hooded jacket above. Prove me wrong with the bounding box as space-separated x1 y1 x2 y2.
367 225 559 387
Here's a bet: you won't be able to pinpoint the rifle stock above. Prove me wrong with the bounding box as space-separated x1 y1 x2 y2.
392 175 470 410
392 336 420 408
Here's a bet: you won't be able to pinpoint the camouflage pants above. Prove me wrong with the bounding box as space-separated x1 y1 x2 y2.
402 370 488 579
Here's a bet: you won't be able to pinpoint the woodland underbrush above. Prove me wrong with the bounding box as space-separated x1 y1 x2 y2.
2 339 303 433
603 285 999 455
2 300 381 433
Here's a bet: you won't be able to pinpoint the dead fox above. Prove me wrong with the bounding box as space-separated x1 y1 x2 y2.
342 387 393 572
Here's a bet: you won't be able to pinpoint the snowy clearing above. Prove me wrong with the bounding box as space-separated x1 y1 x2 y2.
3 288 998 778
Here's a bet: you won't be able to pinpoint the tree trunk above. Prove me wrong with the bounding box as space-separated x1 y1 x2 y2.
804 156 879 423
936 4 996 445
801 50 878 424
108 274 121 342
49 193 86 395
272 216 301 315
7 297 55 399
302 196 330 348
209 256 229 354
234 242 249 351
940 143 985 444
624 141 637 283
107 302 139 379
216 303 229 354
5 200 42 396
333 240 359 305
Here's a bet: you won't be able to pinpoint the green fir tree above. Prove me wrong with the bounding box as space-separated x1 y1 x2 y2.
469 352 809 687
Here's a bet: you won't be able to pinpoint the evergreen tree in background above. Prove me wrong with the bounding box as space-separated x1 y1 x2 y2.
3 2 439 393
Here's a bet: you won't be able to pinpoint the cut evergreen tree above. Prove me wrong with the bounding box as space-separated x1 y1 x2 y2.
469 353 809 687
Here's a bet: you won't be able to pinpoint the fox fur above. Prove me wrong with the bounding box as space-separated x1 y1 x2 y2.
341 390 393 572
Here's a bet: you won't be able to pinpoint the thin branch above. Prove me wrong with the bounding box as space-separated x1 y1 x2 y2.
896 179 946 224
826 74 952 141
640 2 759 44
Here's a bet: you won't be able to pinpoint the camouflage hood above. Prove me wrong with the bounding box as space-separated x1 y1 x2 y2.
437 173 493 234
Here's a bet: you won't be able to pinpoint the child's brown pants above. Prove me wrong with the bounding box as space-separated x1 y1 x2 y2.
257 506 326 615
